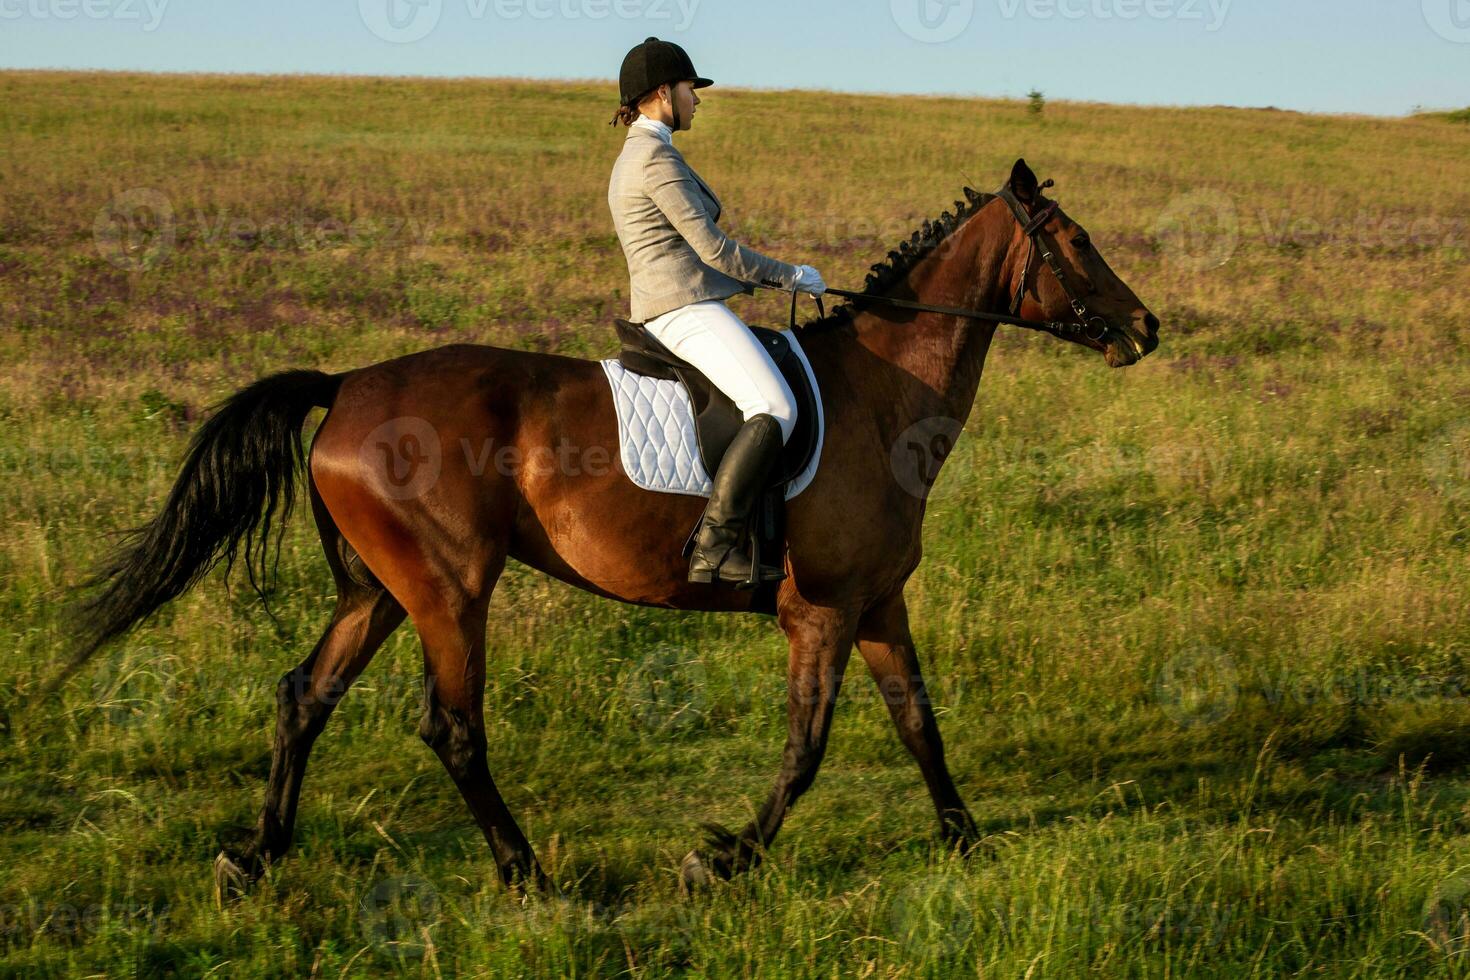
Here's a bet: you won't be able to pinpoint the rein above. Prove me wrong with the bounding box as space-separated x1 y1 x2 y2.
770 181 1111 345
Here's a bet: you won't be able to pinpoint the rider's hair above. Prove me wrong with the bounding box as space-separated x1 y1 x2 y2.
609 88 656 127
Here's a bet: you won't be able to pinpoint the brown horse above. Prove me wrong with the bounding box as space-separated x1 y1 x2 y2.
63 159 1158 896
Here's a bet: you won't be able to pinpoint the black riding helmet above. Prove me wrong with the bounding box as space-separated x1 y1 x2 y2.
618 36 712 130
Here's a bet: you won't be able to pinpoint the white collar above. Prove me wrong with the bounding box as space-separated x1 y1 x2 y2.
630 115 674 145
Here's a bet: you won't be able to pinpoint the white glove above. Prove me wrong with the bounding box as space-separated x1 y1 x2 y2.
792 265 827 296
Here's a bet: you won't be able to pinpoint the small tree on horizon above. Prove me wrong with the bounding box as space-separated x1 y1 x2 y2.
1027 89 1046 117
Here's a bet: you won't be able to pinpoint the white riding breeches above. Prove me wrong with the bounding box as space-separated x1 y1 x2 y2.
643 300 798 445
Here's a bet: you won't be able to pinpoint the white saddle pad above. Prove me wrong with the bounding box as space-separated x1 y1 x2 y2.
600 329 824 500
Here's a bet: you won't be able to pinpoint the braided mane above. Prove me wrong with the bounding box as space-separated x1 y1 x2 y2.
798 186 996 334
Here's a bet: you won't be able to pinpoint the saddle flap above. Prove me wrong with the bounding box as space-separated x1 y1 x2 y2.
748 325 791 365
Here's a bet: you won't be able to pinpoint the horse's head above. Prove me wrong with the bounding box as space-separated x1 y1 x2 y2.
999 159 1159 368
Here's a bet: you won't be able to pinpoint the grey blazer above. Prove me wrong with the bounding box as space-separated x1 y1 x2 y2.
608 127 800 323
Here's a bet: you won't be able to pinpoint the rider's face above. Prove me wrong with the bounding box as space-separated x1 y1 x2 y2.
647 81 699 130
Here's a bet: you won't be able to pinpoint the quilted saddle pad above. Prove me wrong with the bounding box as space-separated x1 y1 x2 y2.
599 329 824 500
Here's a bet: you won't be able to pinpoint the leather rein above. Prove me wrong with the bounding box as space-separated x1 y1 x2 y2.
774 180 1111 346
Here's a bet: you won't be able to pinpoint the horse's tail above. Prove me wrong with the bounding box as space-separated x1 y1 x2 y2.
44 369 342 695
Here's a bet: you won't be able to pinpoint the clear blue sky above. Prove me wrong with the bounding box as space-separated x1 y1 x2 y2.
1 0 1466 115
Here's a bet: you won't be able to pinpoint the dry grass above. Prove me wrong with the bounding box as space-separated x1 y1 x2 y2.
0 71 1468 977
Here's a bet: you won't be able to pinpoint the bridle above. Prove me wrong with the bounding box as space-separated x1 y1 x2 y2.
776 181 1112 346
996 180 1111 344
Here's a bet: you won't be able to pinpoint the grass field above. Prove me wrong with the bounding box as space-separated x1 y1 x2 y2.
1 70 1468 977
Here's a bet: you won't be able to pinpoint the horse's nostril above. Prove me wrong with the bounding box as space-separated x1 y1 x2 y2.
1143 313 1159 338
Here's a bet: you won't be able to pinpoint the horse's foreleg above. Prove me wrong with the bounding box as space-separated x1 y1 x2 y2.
683 597 858 886
855 591 978 849
214 582 404 901
415 572 548 894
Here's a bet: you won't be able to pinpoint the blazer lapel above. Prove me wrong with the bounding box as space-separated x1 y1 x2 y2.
685 164 722 222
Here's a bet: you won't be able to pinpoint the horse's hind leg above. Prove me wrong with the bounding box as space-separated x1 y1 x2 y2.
215 489 405 900
414 555 547 892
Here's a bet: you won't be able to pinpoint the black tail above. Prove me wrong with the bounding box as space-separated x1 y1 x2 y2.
46 369 342 694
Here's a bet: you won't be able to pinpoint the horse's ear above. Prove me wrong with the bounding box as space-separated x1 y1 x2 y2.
1009 158 1039 204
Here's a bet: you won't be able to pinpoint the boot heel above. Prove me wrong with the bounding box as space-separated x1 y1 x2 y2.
737 530 761 591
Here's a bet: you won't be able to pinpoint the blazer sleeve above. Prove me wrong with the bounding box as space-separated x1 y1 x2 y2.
643 145 800 290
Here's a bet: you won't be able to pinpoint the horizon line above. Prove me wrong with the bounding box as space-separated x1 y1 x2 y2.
2 66 1461 120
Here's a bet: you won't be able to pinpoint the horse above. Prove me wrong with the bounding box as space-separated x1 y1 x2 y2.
59 158 1160 897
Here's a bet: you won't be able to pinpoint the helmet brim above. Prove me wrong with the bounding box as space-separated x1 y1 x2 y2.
691 77 714 89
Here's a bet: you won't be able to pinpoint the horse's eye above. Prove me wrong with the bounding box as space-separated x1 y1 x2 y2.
1072 235 1091 251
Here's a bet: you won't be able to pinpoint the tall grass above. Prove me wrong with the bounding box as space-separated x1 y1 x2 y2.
1 71 1467 976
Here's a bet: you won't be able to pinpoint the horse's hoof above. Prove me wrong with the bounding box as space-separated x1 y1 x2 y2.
940 810 984 856
213 850 261 906
679 850 714 895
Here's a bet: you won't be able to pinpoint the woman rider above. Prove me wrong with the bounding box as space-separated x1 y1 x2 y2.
608 37 827 587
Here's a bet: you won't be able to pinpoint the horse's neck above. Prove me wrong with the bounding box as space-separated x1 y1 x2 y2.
831 208 1012 426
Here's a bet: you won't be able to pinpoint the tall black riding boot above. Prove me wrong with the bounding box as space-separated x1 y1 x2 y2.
688 413 784 586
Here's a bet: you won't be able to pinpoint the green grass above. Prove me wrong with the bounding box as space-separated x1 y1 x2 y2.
1 71 1468 977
